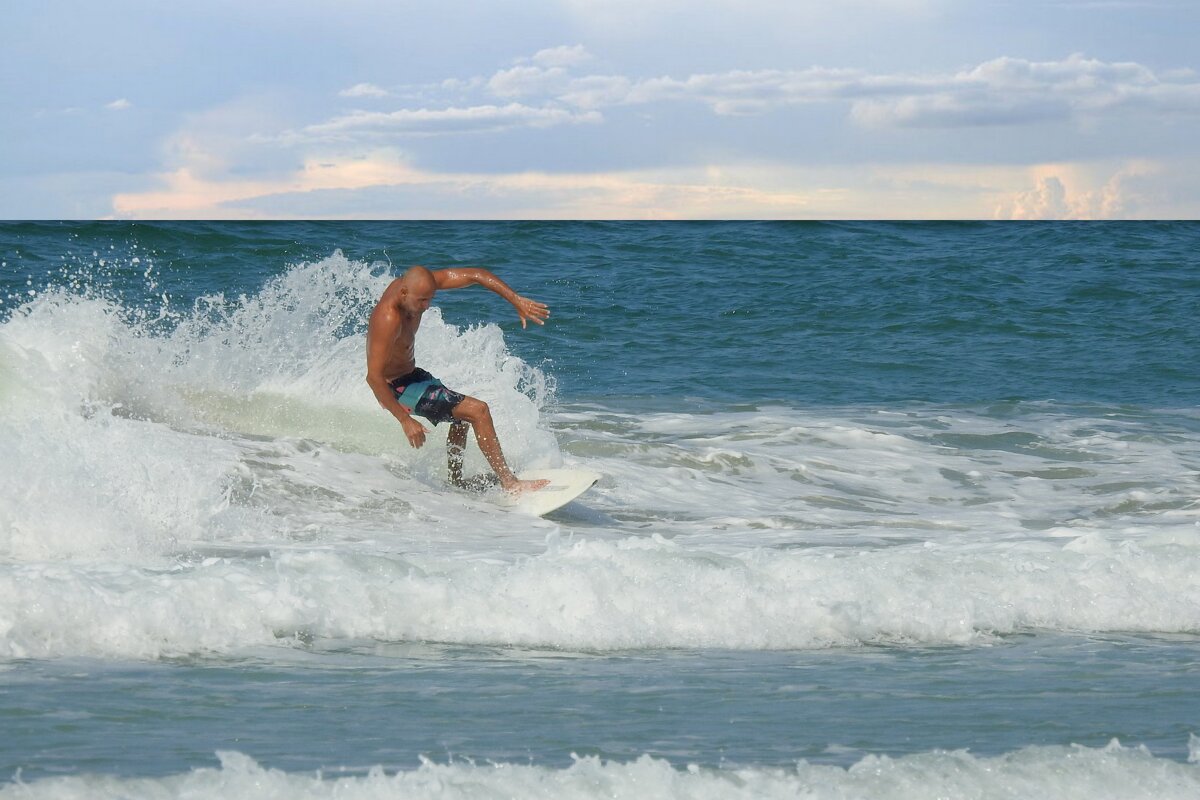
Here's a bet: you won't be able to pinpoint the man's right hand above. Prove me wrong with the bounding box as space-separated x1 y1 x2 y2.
401 415 429 448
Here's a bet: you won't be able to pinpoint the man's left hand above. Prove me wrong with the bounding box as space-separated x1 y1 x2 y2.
513 295 550 329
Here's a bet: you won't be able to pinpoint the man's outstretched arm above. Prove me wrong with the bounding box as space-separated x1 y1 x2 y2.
433 268 550 329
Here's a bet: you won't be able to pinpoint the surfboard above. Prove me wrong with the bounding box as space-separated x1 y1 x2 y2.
491 468 601 516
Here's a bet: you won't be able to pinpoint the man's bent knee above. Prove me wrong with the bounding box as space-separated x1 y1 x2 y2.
452 397 491 424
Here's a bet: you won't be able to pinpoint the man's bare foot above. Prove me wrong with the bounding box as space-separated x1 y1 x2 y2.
501 477 550 495
451 473 500 493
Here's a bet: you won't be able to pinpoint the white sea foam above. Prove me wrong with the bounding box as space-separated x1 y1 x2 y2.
0 255 558 562
4 253 1200 660
4 741 1199 799
562 403 1200 548
4 530 1200 659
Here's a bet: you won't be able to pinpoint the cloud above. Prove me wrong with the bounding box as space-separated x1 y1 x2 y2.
108 143 1200 220
487 65 572 99
486 46 593 99
530 44 592 68
468 50 1200 128
289 103 601 142
339 82 390 98
993 160 1163 219
97 45 1200 220
257 50 1200 167
850 54 1185 127
105 98 132 111
152 93 305 183
110 152 822 219
111 155 424 218
558 75 635 110
620 68 876 115
657 55 1200 126
111 139 1195 221
1002 175 1072 218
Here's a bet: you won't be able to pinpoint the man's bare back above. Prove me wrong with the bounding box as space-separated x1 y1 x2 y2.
365 266 550 495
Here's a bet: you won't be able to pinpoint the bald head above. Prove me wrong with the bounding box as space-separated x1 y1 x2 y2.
401 266 436 291
395 266 437 316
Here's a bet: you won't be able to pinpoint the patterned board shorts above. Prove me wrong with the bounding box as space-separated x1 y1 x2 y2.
387 368 467 425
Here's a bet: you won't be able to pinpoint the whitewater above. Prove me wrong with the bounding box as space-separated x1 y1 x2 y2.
2 221 1198 797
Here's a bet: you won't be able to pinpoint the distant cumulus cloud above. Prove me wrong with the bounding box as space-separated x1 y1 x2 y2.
994 160 1163 219
339 82 390 98
558 75 635 110
1004 175 1072 218
487 44 594 98
289 103 601 142
529 44 593 68
277 50 1200 157
531 53 1200 127
112 152 826 219
619 68 870 115
5 0 1198 220
102 44 1200 220
850 54 1196 128
339 49 1196 133
487 65 572 99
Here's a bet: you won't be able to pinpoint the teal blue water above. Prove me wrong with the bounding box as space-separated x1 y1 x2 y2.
2 222 1200 797
5 221 1197 405
7 637 1200 778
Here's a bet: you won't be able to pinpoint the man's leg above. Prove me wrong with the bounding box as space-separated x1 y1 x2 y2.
446 420 469 488
446 420 501 491
450 397 546 494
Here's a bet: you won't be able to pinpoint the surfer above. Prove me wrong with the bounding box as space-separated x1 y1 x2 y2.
366 266 549 495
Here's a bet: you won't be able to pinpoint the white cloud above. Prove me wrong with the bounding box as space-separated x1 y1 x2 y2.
290 103 602 142
851 54 1189 127
620 68 872 115
105 98 132 110
486 46 595 98
530 44 592 68
467 51 1200 128
558 75 634 110
109 152 826 219
655 55 1200 126
487 65 571 99
339 82 390 98
993 160 1163 219
156 93 303 182
1002 175 1072 218
94 45 1200 220
291 50 1200 164
110 134 1197 220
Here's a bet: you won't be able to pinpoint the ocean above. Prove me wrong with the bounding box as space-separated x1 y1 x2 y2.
2 220 1199 798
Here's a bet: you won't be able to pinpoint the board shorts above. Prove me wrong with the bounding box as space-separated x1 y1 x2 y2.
387 368 466 426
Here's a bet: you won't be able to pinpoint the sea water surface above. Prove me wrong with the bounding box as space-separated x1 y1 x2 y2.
2 221 1200 798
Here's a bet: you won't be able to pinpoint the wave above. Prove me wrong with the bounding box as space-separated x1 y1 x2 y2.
4 532 1200 659
5 740 1199 799
5 249 1200 659
0 253 557 561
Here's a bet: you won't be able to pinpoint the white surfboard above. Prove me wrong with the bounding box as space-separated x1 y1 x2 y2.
492 468 601 516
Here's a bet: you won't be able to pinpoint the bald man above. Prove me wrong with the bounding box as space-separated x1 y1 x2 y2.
366 266 550 495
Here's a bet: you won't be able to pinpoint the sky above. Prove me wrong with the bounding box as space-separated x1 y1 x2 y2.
3 0 1199 219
